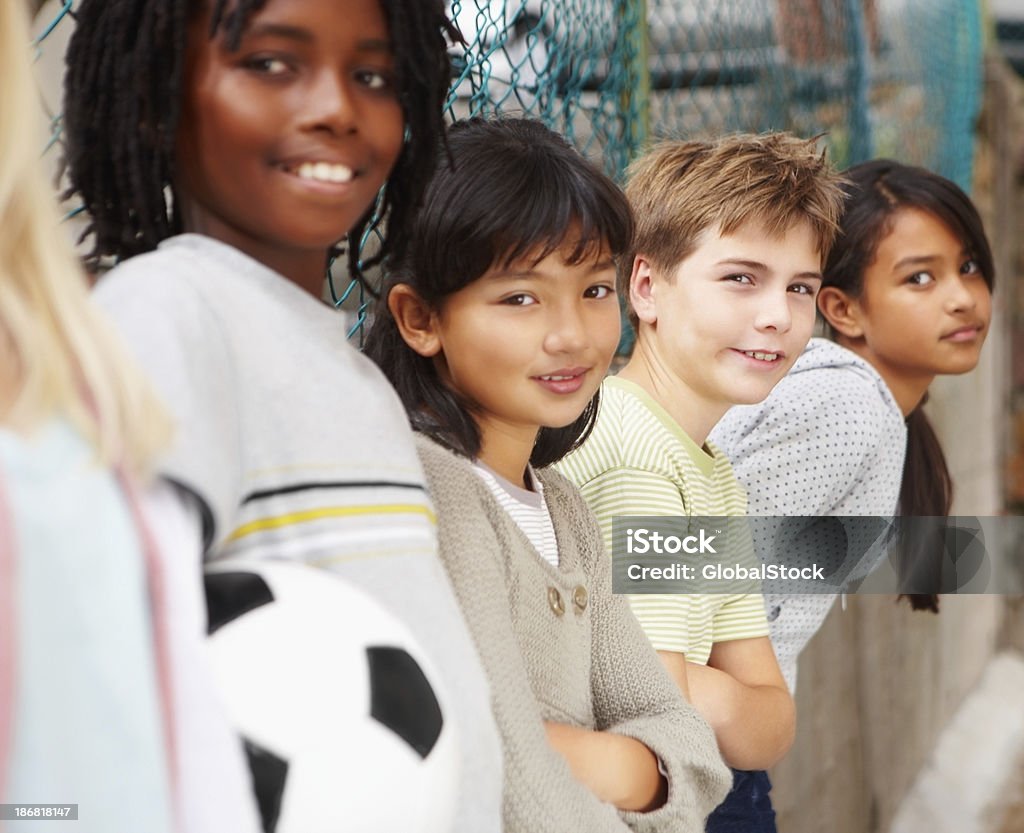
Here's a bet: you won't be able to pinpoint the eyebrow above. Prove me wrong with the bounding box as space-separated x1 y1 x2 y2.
716 258 822 281
892 250 970 271
244 23 391 52
245 23 315 43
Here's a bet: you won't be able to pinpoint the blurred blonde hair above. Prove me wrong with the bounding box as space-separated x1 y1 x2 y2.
0 0 169 475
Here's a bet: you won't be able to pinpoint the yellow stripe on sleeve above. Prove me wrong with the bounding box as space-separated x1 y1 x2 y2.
228 503 437 542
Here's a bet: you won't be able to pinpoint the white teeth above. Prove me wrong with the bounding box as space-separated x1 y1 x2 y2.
541 375 574 381
744 351 779 361
295 162 354 183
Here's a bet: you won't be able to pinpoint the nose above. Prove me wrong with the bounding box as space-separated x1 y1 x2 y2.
944 274 979 314
754 289 793 333
300 69 357 135
544 304 587 355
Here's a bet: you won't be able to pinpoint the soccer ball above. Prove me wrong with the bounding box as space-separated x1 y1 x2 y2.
204 559 460 833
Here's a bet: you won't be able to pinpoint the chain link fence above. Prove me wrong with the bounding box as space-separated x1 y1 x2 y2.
33 0 990 193
31 0 995 336
446 0 986 191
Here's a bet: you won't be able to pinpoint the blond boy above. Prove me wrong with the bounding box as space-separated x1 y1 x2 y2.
558 133 845 829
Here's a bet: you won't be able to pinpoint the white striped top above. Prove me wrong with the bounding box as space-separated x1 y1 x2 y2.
557 376 768 664
473 462 560 568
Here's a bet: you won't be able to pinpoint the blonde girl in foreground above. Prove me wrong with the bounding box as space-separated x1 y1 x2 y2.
0 3 257 830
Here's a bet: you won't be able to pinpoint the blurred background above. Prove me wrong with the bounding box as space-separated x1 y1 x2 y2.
28 0 1024 829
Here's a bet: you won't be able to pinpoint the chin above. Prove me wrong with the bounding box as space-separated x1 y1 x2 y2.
729 381 782 406
542 415 586 430
942 357 985 376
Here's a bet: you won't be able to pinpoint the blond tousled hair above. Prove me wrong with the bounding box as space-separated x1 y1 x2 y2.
0 0 169 475
621 132 847 327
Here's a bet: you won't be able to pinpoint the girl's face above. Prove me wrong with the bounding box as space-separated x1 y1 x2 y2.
175 0 404 294
845 207 991 406
429 240 620 467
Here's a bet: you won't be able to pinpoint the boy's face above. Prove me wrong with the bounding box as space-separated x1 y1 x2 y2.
634 219 822 418
175 0 404 290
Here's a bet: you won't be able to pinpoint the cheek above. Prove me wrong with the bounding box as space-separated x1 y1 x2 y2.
594 307 622 359
445 321 517 379
375 103 406 171
857 286 905 334
792 300 819 338
975 285 993 324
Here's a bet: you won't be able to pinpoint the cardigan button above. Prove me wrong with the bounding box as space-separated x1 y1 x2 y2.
547 586 565 617
572 585 588 613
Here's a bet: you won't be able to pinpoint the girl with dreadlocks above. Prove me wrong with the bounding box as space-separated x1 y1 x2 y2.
63 1 502 829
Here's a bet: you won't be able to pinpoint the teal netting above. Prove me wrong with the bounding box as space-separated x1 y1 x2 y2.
445 0 985 192
35 0 988 198
34 0 988 335
444 0 986 352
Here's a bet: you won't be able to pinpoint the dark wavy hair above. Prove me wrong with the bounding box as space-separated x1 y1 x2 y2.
823 159 995 612
62 0 457 282
365 117 633 468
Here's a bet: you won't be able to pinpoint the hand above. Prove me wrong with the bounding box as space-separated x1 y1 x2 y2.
543 722 667 812
686 637 796 770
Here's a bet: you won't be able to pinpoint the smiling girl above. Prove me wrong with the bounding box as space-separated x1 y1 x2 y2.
62 1 501 829
367 117 731 833
712 159 994 691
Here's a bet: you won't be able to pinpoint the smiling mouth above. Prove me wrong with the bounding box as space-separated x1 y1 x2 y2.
279 161 355 184
532 368 589 394
739 350 783 362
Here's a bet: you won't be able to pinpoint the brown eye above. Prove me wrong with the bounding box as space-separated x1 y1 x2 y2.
355 68 394 90
244 55 291 76
501 293 536 306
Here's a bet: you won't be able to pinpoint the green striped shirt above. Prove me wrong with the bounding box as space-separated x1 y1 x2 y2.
557 376 768 664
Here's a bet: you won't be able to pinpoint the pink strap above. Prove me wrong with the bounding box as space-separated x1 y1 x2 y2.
0 467 16 806
116 471 179 832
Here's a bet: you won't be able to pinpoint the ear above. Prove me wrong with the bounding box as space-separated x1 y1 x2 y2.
817 286 864 338
629 255 659 326
387 284 442 357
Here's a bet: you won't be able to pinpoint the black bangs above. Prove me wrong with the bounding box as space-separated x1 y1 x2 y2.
366 116 633 466
827 159 996 296
409 117 633 302
488 144 633 270
921 187 995 291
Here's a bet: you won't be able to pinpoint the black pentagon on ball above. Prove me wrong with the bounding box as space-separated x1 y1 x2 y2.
205 571 275 636
243 738 288 833
367 646 444 758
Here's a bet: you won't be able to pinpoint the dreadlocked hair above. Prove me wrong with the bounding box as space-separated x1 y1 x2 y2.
63 0 458 283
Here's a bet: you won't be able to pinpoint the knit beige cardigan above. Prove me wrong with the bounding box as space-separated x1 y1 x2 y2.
416 436 731 833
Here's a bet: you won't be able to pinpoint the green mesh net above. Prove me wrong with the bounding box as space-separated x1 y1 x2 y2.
445 0 984 191
35 0 987 339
